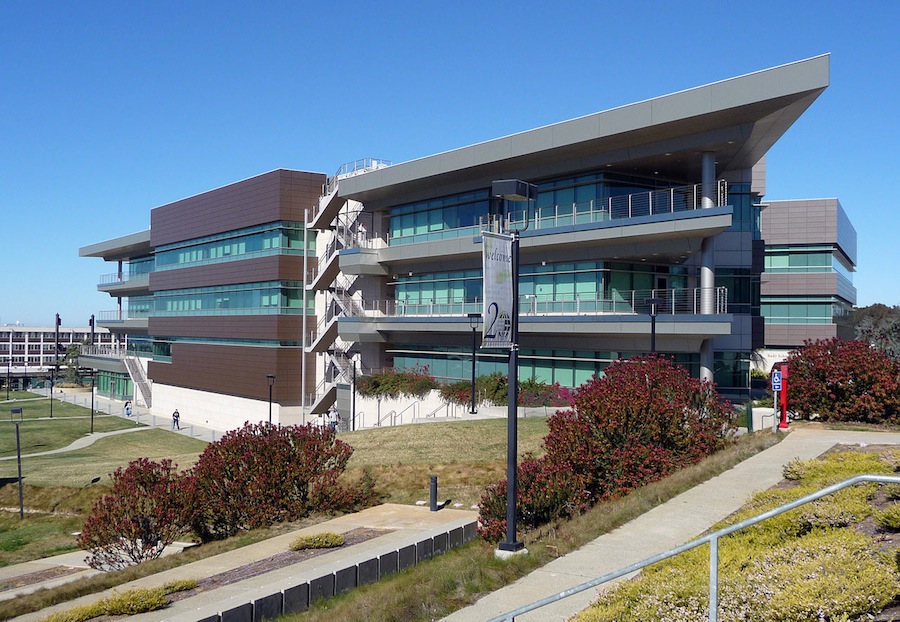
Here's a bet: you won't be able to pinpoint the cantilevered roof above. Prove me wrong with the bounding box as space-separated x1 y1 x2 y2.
339 55 829 206
79 229 152 260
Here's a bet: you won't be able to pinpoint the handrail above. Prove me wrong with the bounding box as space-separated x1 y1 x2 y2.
347 287 728 318
488 473 900 622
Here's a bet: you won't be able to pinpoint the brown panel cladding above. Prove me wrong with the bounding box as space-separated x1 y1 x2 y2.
764 324 837 349
150 255 307 291
148 344 317 406
149 314 312 341
150 170 324 247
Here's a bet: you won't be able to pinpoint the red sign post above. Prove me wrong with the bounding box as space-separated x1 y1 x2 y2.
778 364 790 429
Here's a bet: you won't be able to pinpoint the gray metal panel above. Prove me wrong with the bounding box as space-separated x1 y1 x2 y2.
338 56 828 202
79 229 152 260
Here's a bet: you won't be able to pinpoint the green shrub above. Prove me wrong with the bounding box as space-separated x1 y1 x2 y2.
750 368 768 380
876 503 900 531
289 531 345 550
161 578 199 594
357 366 438 399
41 587 169 622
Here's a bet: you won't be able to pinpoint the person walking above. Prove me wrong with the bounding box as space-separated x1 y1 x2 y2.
172 409 180 430
124 401 132 417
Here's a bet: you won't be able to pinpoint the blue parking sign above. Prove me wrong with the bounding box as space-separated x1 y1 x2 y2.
772 370 782 391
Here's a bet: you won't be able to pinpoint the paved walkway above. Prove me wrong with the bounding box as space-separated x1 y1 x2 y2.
4 504 478 622
443 427 900 621
0 426 152 461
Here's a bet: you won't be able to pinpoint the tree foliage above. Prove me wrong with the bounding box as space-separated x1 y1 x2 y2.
479 355 736 541
785 337 900 424
356 366 438 399
853 303 900 359
186 422 375 542
77 458 188 570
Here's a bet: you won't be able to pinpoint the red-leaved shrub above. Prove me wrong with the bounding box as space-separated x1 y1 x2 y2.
784 338 900 424
186 422 376 542
479 355 736 541
77 458 188 570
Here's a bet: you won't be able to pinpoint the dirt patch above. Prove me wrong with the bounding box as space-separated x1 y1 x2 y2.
0 565 84 592
168 527 392 601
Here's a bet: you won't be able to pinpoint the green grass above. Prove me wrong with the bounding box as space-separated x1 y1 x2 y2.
342 417 549 507
0 428 207 488
0 512 83 568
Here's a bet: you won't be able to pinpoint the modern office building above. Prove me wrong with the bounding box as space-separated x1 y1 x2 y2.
80 170 322 429
81 55 836 430
756 198 857 370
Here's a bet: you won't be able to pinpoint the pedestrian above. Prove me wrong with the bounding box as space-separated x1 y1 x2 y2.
172 409 180 430
124 401 132 417
327 406 339 432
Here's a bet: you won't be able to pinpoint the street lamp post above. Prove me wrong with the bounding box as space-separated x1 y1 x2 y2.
467 312 480 414
490 179 538 556
645 297 662 354
267 374 275 424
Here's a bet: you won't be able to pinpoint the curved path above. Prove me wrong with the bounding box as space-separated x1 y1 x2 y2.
0 426 152 462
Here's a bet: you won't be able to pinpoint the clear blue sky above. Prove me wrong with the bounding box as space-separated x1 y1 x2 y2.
2 0 898 327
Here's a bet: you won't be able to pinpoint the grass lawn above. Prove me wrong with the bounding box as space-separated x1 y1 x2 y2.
342 417 549 507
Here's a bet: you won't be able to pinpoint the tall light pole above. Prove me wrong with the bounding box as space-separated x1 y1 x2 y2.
467 313 480 414
645 297 662 354
50 313 60 418
490 179 538 556
267 374 275 424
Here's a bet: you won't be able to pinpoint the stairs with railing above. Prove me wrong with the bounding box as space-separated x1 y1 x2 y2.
306 161 392 412
124 356 152 408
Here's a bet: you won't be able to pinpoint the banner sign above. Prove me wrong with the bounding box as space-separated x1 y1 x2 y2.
482 231 514 349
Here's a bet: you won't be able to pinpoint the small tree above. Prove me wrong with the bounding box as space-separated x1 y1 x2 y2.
785 338 900 424
78 458 188 570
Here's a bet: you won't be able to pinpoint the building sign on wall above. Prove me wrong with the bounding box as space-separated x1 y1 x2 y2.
482 231 514 349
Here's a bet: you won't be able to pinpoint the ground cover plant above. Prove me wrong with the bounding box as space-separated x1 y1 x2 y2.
479 355 736 541
573 445 900 621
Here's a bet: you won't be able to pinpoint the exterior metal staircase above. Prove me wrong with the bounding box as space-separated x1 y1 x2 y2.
123 356 152 407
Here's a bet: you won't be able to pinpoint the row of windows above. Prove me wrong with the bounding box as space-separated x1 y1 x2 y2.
764 248 854 283
760 301 843 324
387 175 759 247
0 332 112 342
153 281 314 316
390 347 749 391
155 222 313 272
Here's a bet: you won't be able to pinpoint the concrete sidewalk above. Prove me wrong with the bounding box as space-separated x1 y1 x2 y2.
6 504 478 622
442 427 900 622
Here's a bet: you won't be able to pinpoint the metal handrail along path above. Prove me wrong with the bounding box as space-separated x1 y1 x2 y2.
487 473 900 622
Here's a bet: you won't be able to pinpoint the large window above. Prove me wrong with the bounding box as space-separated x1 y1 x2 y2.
153 281 312 316
155 222 313 271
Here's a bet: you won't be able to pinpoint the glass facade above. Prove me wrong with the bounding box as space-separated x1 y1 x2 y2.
387 172 700 247
155 222 313 271
153 281 312 316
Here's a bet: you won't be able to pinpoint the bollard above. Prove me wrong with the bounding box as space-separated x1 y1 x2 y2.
430 475 438 512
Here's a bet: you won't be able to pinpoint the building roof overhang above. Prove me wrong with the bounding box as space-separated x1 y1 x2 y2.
339 55 829 207
79 229 152 261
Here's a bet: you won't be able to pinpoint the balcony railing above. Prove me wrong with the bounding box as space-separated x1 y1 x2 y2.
323 158 393 196
329 287 728 320
98 272 150 286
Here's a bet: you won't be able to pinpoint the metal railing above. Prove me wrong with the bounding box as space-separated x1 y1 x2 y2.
488 474 900 622
323 158 393 197
98 272 150 286
342 287 728 318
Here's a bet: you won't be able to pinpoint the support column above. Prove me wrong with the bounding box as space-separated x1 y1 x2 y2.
699 151 716 383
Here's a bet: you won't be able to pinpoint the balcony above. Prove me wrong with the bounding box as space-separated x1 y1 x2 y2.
340 182 732 272
97 272 151 295
319 287 732 351
97 310 149 333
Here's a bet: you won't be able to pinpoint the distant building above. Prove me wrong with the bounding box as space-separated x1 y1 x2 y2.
0 325 112 392
81 55 847 430
756 198 857 370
